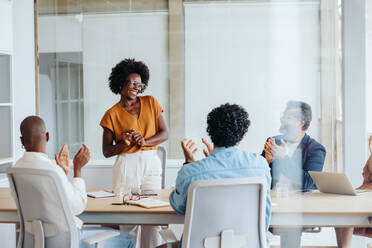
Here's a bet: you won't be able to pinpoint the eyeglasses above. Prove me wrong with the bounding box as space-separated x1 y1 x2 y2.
125 80 145 90
123 193 141 205
280 111 301 122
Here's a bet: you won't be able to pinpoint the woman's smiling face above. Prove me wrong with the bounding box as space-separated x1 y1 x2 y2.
121 73 143 100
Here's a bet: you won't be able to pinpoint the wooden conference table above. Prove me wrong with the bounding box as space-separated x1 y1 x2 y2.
1 188 372 228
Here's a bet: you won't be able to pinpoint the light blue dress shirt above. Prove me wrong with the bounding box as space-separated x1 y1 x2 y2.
169 146 272 232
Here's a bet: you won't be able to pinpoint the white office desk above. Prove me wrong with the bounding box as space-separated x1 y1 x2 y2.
0 188 184 225
270 191 372 228
79 189 184 225
1 189 372 228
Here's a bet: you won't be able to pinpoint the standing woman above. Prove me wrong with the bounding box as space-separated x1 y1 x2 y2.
100 58 168 247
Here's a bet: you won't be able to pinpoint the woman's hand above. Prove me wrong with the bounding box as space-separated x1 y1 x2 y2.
369 136 372 154
102 128 133 158
132 131 147 147
122 130 134 146
181 138 198 163
55 144 70 175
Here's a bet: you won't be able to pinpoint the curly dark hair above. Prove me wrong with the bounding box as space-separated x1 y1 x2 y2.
206 103 251 147
108 58 150 94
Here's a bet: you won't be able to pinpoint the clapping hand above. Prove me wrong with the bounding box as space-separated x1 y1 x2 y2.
272 139 288 159
73 144 90 178
73 144 90 169
55 144 70 175
181 138 198 163
264 138 288 163
132 131 147 147
122 130 134 146
201 138 213 157
264 138 275 163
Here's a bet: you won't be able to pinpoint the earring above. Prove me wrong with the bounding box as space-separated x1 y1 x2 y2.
22 145 24 149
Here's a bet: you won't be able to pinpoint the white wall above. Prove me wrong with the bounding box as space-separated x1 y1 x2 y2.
344 0 366 187
0 0 12 53
184 2 320 158
367 1 372 134
344 1 367 247
82 12 169 159
13 0 36 160
0 0 15 246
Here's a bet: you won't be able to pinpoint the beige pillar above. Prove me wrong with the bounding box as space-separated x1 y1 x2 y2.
320 0 343 172
168 0 184 158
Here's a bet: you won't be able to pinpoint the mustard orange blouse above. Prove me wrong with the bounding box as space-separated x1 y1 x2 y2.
100 95 163 154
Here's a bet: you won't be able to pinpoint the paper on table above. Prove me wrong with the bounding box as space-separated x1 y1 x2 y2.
126 198 170 209
87 190 116 198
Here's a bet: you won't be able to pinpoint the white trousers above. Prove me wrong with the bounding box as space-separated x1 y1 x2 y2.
113 150 163 248
113 150 162 190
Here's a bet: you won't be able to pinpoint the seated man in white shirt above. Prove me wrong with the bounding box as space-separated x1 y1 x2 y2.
15 116 134 248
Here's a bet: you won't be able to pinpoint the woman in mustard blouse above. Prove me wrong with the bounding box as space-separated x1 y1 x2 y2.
100 58 168 247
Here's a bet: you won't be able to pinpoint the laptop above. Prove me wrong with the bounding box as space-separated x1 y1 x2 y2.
309 171 371 196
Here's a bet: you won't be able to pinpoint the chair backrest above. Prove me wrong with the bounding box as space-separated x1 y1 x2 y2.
182 178 267 248
7 167 79 248
156 146 167 189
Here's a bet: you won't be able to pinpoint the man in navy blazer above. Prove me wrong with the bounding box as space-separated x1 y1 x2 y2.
262 101 326 248
262 101 326 190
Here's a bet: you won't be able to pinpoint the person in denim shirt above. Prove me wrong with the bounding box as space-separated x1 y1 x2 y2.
161 103 271 248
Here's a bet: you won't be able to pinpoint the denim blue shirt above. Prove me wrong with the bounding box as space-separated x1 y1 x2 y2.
169 146 272 232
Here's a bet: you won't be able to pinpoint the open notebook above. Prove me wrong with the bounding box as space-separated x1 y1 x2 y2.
126 198 170 209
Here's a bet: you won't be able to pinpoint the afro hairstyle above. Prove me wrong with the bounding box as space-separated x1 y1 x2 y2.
108 58 150 94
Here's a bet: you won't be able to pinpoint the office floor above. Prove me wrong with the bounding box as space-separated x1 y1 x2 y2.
167 225 372 247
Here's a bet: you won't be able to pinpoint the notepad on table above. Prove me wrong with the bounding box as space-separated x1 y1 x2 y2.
126 198 170 209
87 190 116 198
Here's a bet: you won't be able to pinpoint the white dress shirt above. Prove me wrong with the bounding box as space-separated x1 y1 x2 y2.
286 141 300 158
14 152 87 228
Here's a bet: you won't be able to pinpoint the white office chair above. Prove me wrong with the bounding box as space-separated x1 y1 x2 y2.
161 177 268 248
7 167 119 248
156 146 167 189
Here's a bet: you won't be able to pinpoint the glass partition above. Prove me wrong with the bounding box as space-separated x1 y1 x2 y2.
36 0 344 245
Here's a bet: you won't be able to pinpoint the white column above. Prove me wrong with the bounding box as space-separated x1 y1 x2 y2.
12 0 36 160
343 0 366 247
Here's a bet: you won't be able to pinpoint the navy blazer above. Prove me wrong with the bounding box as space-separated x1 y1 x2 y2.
262 133 326 190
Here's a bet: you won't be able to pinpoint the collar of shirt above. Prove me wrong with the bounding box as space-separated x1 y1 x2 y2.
209 146 238 156
286 141 300 157
22 152 50 161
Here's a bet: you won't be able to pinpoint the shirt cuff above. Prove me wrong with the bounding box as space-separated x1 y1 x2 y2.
72 177 86 191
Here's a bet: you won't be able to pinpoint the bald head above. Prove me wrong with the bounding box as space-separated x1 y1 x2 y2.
20 116 49 153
